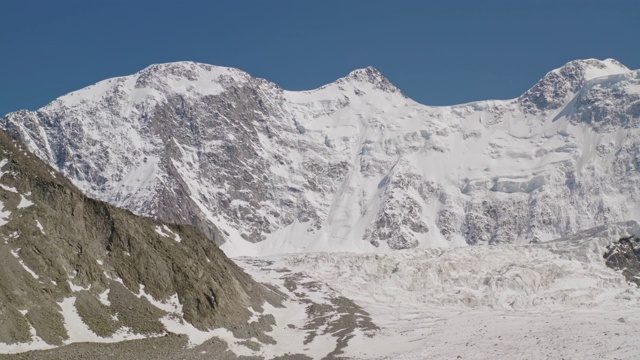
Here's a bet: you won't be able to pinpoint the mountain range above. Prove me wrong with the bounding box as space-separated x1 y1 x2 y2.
2 58 640 256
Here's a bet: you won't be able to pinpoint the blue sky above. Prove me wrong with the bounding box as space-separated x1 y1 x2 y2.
1 0 639 115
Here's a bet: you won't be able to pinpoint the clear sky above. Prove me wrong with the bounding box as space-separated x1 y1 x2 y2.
1 0 639 116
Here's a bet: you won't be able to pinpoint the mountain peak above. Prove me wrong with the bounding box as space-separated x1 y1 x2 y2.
346 66 385 82
519 58 630 113
554 58 629 81
50 61 252 109
134 61 249 88
339 66 402 95
138 61 245 77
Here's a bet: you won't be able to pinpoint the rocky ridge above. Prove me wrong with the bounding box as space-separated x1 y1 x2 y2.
0 129 283 352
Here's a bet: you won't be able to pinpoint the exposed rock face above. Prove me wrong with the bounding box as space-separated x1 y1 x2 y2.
604 236 640 286
2 58 640 253
0 129 280 349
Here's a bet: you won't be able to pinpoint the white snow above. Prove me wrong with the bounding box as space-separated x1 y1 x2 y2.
0 200 11 227
227 229 640 359
17 261 39 280
221 80 640 254
136 285 182 313
67 281 88 292
130 273 349 357
35 219 45 235
0 322 56 354
131 284 310 355
57 62 247 109
130 286 231 348
213 300 339 359
10 248 40 280
57 297 147 345
367 307 640 360
280 239 636 311
58 297 98 341
154 225 181 242
159 314 220 348
581 58 630 81
98 289 111 307
0 184 17 193
133 285 222 347
16 194 33 209
113 156 160 208
0 159 17 194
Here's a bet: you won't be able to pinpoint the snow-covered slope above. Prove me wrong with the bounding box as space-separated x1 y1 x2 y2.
238 221 640 359
3 58 640 255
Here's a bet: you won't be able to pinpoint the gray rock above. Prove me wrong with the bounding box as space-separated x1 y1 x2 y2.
0 129 282 347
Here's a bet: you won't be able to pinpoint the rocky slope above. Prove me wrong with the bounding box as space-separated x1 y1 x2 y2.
0 129 282 352
2 58 640 254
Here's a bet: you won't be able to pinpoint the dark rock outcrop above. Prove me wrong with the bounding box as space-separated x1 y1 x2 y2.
604 236 640 286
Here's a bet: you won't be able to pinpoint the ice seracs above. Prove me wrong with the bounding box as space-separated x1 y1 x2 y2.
2 58 639 255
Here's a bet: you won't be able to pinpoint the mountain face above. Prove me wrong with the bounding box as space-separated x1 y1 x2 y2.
2 58 640 255
0 129 280 351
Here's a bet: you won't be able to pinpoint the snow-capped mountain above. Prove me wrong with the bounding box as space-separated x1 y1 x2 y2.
3 58 640 255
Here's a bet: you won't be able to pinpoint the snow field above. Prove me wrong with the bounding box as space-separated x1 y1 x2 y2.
232 231 640 359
